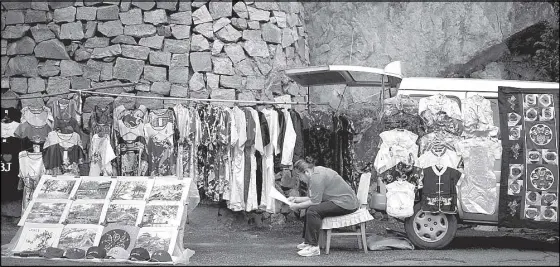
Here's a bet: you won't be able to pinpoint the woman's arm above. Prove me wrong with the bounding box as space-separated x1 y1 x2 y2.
291 199 319 210
288 196 310 203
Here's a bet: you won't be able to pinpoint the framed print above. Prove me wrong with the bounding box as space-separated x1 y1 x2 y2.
104 200 145 226
147 177 191 202
13 223 64 252
61 200 109 225
108 177 153 201
18 199 71 226
56 224 104 251
135 227 178 257
140 201 184 227
69 176 116 200
99 223 140 254
32 175 81 200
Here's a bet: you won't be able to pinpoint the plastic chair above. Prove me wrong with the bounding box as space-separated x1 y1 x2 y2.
320 173 374 254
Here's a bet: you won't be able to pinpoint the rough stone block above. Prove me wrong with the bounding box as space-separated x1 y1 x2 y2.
246 75 265 90
135 80 150 92
219 75 242 89
192 5 212 25
38 63 60 77
47 23 61 38
211 39 224 55
242 30 262 41
91 44 121 59
25 10 47 23
186 73 204 93
114 93 136 109
169 67 189 84
47 76 71 94
135 91 164 110
143 65 167 82
3 26 30 39
74 48 92 62
206 73 219 90
84 21 97 38
6 37 35 55
170 84 188 97
97 5 119 20
91 80 126 94
163 38 190 54
171 24 190 39
70 76 90 89
262 23 281 44
121 44 150 60
48 2 74 9
119 8 142 25
60 60 83 76
247 6 269 22
190 34 210 52
28 77 46 93
233 2 248 19
178 1 191 11
247 20 260 30
131 1 156 11
31 2 49 11
77 6 97 20
156 1 178 11
113 57 144 82
85 37 110 48
144 9 167 25
215 25 241 43
243 40 269 58
212 56 234 75
150 81 171 95
139 35 164 49
120 0 132 12
83 96 114 113
98 20 124 37
60 21 84 40
124 24 156 37
5 56 38 77
224 43 246 64
169 11 191 25
210 89 236 106
209 0 232 19
30 24 55 42
213 17 231 33
156 25 172 37
190 52 212 72
235 59 257 76
193 23 213 39
54 6 77 23
111 35 137 45
170 53 189 67
149 51 171 66
231 18 247 30
9 77 27 94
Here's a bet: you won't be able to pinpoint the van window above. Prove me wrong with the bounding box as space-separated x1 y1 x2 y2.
407 94 462 110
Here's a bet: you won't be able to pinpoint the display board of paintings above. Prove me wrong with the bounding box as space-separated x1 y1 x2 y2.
11 175 192 262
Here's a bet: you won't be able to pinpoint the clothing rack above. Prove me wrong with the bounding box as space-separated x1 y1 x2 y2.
2 82 328 106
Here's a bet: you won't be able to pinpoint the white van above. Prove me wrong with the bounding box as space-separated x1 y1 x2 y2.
285 62 560 249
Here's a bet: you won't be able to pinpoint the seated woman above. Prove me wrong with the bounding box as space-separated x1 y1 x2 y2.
288 157 359 257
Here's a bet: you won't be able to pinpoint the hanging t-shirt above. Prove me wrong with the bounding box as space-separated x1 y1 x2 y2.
421 165 463 213
380 162 424 188
114 105 149 176
90 103 113 138
228 106 247 211
14 122 52 152
18 151 46 213
89 134 116 176
145 122 176 176
455 137 502 214
280 109 297 166
2 121 20 138
42 131 85 176
21 106 54 128
374 129 419 174
386 180 416 219
51 96 81 126
462 94 499 137
419 94 463 135
289 110 304 161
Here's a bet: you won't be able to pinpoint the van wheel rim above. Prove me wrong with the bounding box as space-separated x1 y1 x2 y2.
413 212 448 243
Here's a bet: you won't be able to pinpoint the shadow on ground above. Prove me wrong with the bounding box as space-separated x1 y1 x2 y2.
448 236 559 252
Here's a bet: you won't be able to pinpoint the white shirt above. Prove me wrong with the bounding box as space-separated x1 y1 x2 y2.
280 109 296 166
386 180 416 219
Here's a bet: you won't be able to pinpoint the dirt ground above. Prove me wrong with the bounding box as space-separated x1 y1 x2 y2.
1 204 558 266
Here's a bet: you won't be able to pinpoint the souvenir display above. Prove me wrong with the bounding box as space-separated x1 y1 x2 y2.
498 87 559 229
134 227 178 257
104 200 145 226
140 201 184 227
62 200 108 225
147 178 190 202
69 176 116 200
108 177 154 201
98 223 140 254
18 199 72 226
32 176 80 200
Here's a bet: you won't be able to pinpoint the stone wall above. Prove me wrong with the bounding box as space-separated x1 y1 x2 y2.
1 0 310 129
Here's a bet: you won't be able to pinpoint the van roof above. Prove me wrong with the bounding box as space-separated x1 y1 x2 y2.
399 77 559 93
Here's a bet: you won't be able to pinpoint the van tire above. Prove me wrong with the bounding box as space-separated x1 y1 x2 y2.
404 203 457 249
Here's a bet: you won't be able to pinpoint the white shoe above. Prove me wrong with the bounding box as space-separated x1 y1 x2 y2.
297 242 310 250
297 246 320 257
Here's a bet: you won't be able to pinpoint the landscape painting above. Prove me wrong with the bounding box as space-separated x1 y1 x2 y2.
135 227 177 256
13 223 64 252
70 177 115 200
147 178 190 202
62 200 108 225
109 177 153 201
104 201 145 226
33 176 80 200
141 201 183 227
56 224 103 251
18 200 71 226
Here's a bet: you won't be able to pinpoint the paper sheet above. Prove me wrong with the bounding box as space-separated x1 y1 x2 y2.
269 187 293 205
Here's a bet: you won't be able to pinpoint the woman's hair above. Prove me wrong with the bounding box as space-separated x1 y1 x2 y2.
294 156 316 173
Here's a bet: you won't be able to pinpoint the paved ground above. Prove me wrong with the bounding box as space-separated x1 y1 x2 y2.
1 204 558 266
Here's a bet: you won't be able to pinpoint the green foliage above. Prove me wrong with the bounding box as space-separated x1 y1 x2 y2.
533 2 559 82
